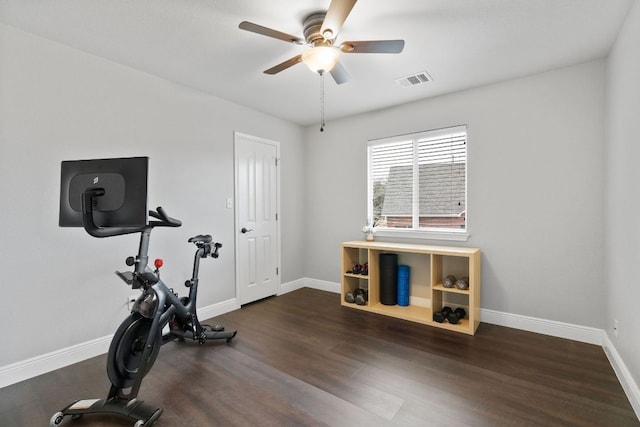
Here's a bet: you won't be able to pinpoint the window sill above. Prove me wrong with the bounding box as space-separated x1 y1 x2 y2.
373 228 470 242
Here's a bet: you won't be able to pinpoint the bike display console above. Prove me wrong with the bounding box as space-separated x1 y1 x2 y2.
341 240 481 335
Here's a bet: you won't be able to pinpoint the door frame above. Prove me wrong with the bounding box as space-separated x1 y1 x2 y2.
233 131 282 304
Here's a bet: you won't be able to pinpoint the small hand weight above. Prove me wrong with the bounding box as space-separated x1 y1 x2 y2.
433 306 452 323
455 277 469 290
354 288 368 305
443 275 456 288
447 307 466 324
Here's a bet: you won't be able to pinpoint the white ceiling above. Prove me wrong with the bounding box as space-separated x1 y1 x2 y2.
0 0 634 126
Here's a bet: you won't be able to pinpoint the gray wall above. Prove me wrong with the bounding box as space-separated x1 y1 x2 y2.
0 24 306 366
605 0 640 398
304 59 606 329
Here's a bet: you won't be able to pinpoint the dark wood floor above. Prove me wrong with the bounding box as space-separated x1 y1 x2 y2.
1 288 638 426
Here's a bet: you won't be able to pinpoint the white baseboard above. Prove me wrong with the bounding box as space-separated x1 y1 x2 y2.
479 308 604 345
279 278 340 295
0 297 240 390
197 297 241 322
303 278 341 293
0 335 112 389
603 333 640 420
278 278 307 295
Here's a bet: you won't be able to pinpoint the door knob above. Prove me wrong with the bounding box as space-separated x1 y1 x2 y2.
241 227 253 234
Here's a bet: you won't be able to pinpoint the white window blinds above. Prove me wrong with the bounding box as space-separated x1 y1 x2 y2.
368 125 467 231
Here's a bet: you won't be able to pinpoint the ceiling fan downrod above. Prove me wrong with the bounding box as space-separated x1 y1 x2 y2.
320 71 326 132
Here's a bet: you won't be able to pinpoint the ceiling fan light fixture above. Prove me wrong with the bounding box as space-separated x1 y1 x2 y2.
302 46 340 74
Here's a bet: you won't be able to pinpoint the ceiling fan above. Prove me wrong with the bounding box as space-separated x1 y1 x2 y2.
238 0 405 85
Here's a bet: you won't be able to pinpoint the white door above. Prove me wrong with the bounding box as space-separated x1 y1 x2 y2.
234 132 280 305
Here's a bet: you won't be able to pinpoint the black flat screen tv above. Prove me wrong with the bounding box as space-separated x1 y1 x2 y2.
59 156 148 227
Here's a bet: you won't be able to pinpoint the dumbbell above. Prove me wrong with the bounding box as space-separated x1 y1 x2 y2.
345 288 368 305
455 277 469 290
354 288 368 305
447 307 466 324
345 290 356 303
443 275 456 288
433 306 452 323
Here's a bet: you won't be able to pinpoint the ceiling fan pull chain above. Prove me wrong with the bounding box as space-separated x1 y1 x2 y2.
320 71 326 132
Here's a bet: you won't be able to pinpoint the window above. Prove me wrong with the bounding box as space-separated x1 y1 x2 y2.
368 125 468 240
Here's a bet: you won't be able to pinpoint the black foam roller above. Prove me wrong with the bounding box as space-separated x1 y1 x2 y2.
379 253 398 305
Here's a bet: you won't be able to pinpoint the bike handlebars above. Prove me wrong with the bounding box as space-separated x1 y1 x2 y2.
149 207 182 228
82 188 181 238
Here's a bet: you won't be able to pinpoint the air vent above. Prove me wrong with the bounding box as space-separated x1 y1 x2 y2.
395 71 432 88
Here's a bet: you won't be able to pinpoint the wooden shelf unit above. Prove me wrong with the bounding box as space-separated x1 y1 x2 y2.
341 240 481 335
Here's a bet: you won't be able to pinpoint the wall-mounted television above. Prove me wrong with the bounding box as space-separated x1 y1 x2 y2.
59 156 148 227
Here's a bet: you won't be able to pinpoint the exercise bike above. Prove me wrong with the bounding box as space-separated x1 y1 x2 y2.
51 188 236 427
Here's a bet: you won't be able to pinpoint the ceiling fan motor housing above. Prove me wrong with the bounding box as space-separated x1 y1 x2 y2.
304 12 331 46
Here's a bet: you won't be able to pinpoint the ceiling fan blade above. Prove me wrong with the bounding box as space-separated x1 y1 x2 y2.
340 40 405 54
239 21 304 45
264 55 303 75
321 0 358 40
329 61 350 85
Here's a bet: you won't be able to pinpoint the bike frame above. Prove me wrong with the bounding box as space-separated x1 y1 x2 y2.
111 215 227 400
52 189 234 426
130 227 210 345
82 188 231 408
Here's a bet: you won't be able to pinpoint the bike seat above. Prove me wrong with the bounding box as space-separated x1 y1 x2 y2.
188 234 212 244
